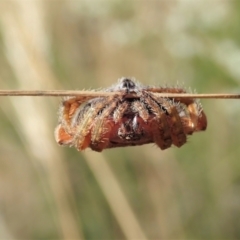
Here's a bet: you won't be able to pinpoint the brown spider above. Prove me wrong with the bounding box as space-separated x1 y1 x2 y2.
54 77 207 152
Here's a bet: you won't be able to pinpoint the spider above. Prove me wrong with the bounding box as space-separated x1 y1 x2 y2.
54 77 207 152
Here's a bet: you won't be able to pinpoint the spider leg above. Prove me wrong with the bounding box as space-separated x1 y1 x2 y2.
186 102 207 132
146 92 187 148
55 96 89 146
73 95 117 151
113 101 129 123
150 88 207 135
174 99 207 134
60 96 96 125
196 110 207 131
131 100 149 122
141 92 172 150
54 124 74 146
90 97 120 152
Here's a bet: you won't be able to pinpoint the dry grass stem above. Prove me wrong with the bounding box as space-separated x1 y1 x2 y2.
0 90 240 99
83 151 148 240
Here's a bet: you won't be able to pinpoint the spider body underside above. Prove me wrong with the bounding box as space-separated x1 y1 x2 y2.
55 77 207 152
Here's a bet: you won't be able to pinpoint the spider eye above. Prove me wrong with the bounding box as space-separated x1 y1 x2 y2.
120 78 136 90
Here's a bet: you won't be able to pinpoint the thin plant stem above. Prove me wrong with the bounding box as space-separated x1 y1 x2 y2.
0 90 240 99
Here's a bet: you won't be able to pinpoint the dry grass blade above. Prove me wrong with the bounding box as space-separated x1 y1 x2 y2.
0 2 83 239
0 90 112 97
83 151 148 240
154 93 240 99
0 90 240 99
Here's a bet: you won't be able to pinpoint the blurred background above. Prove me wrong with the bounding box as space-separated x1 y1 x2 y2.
0 0 240 239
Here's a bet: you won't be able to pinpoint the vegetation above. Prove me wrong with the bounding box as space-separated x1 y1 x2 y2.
0 1 240 239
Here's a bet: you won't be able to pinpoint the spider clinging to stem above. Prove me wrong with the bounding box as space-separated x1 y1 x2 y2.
54 77 207 152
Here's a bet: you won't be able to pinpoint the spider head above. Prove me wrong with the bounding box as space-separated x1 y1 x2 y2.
118 77 138 93
107 77 142 93
120 78 136 90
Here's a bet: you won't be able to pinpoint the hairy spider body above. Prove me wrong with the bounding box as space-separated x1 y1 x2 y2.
55 77 207 152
